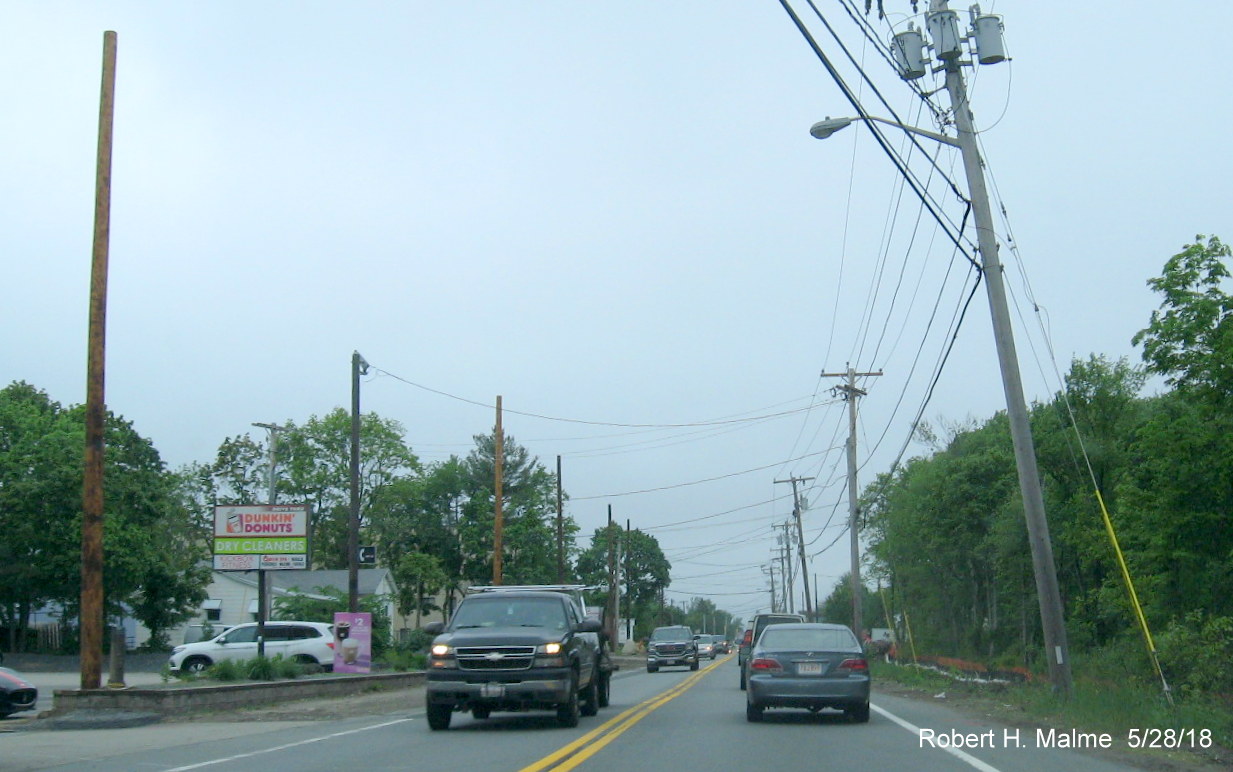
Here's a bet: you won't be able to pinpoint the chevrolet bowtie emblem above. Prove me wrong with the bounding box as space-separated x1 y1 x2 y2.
485 652 505 660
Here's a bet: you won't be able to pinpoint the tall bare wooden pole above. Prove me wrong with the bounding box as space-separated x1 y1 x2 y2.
81 30 117 691
555 455 565 583
492 396 504 584
349 352 367 612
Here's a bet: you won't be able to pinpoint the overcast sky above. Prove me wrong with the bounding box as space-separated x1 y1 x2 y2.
4 2 1231 625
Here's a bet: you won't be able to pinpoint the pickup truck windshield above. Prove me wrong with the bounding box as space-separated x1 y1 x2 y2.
452 597 568 630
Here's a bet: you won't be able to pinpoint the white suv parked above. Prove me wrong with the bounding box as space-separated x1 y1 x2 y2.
169 621 335 673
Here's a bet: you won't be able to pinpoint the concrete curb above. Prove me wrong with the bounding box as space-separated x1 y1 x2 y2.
48 671 425 723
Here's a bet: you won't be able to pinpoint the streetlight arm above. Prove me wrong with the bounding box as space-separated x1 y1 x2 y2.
810 115 959 147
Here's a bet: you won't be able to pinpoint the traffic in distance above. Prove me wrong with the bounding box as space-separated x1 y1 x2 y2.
421 584 869 731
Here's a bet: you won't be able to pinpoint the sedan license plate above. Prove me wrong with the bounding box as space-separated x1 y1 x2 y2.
480 683 506 698
797 661 823 675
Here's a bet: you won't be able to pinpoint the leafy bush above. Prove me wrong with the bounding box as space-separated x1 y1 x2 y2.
207 659 243 682
376 647 426 672
400 627 434 653
1157 612 1233 696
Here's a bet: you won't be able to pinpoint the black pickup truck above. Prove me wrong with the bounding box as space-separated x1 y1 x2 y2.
423 585 614 730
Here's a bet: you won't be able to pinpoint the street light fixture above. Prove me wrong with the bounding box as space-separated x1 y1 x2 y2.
809 115 958 147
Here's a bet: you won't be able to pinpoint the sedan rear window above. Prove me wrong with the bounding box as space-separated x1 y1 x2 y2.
758 628 858 650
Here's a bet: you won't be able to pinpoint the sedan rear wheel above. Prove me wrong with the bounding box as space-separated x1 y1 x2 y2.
745 700 764 722
847 701 870 723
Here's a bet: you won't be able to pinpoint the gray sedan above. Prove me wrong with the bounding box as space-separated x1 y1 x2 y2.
745 623 870 723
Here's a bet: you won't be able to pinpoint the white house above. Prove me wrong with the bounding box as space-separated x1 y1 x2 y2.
168 568 402 645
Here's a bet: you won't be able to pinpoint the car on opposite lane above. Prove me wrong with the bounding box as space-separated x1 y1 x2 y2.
744 622 870 723
696 635 716 659
646 625 699 672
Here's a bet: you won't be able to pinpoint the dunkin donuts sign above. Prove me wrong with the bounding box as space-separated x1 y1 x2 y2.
212 505 311 571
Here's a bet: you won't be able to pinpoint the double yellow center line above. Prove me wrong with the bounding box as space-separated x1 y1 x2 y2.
519 656 730 772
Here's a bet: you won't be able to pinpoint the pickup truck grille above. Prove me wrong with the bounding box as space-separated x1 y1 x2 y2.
652 643 687 655
455 645 537 671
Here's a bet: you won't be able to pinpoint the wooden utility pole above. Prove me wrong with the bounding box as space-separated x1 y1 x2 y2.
774 477 815 620
822 364 881 640
81 30 117 691
556 455 564 583
349 352 367 612
764 563 777 613
492 396 504 584
624 519 632 645
606 505 618 646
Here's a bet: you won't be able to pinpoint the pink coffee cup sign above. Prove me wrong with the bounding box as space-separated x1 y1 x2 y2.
333 612 372 673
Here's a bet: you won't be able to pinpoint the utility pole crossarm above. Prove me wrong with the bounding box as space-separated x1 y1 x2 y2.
821 366 881 641
774 476 815 620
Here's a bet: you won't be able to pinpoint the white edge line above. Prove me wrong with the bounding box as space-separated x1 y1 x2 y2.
872 704 1003 772
161 717 415 771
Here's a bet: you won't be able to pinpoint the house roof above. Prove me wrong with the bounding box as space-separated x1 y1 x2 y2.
269 569 392 597
219 568 393 598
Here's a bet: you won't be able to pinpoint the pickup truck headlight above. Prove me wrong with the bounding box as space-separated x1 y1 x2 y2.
534 641 565 666
429 643 457 669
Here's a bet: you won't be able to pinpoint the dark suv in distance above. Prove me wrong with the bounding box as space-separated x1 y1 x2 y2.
646 625 698 672
739 613 805 689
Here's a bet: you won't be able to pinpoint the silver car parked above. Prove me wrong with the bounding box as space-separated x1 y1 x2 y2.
745 623 870 723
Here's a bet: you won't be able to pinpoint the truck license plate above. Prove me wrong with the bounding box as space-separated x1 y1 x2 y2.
480 683 506 698
797 662 823 675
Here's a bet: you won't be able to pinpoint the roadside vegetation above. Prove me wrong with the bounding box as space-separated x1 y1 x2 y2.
813 236 1233 762
871 656 1233 765
162 654 306 683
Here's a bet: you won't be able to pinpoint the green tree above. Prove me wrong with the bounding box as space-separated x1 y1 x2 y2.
1133 234 1233 400
271 585 392 655
575 524 671 637
455 433 577 585
394 551 448 628
280 409 420 569
0 382 209 651
368 460 466 615
818 574 881 633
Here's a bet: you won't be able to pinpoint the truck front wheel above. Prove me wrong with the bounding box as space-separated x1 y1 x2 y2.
426 703 452 731
556 673 580 728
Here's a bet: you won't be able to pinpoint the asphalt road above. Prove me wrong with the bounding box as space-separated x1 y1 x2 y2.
0 656 1216 772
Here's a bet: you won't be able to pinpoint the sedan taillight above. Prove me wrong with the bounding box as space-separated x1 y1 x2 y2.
837 658 868 673
750 657 783 673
